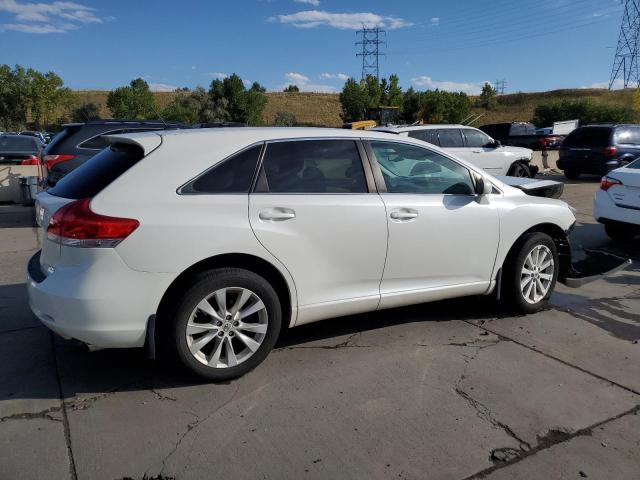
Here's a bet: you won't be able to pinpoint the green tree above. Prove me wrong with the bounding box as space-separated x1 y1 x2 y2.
274 111 297 126
106 78 158 119
283 84 300 93
401 87 421 123
363 75 383 109
339 78 368 122
479 82 497 110
0 65 30 130
70 102 101 122
532 99 633 127
386 74 403 107
420 90 471 124
209 74 267 125
27 69 69 129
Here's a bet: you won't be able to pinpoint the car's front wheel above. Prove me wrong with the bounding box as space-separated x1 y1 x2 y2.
503 232 558 314
169 268 282 381
507 162 531 178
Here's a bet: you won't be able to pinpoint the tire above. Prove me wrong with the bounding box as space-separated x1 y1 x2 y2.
507 162 531 178
168 268 282 381
503 232 559 314
605 222 637 241
564 170 580 180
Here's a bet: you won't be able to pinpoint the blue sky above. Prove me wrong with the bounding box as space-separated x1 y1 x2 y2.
0 0 627 93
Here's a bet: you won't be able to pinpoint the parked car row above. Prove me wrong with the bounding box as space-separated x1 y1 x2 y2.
480 122 564 150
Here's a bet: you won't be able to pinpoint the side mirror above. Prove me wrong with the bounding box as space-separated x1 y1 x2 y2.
491 140 502 148
474 174 492 195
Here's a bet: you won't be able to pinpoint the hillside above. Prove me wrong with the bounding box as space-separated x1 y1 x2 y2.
68 87 637 128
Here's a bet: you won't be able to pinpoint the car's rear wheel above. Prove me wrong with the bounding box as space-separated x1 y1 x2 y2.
564 169 579 180
508 162 531 178
503 232 558 314
605 222 638 241
170 268 282 381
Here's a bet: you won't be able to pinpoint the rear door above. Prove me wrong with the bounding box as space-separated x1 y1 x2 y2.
248 139 387 324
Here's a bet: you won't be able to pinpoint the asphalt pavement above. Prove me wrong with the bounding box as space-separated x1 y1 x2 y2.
0 175 638 480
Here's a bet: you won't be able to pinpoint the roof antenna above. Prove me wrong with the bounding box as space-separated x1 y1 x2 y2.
150 103 168 129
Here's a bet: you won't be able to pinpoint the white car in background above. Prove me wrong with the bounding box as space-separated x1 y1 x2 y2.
373 125 537 178
594 158 640 240
28 128 575 380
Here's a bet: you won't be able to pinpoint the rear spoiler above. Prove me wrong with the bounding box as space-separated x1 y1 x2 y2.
103 132 163 156
496 176 564 199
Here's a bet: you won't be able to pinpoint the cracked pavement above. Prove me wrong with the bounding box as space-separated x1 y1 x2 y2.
1 177 639 480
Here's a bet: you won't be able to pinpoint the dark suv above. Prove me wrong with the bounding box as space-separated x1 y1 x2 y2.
44 120 188 185
557 124 640 179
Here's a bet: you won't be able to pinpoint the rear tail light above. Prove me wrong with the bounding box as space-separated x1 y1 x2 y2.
600 176 623 191
20 155 40 165
604 146 618 157
47 198 139 248
44 154 75 170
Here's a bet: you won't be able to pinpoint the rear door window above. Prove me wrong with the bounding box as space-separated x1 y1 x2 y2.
47 143 144 199
437 129 464 148
408 129 439 146
564 127 612 148
256 140 367 193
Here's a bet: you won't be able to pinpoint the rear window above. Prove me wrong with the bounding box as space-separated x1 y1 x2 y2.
510 123 536 136
48 143 144 199
563 127 612 148
614 126 640 145
0 136 38 152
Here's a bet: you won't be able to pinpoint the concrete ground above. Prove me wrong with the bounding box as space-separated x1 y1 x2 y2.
1 174 638 480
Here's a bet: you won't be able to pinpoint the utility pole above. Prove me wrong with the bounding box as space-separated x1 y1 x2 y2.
609 0 640 89
494 79 507 95
356 25 386 80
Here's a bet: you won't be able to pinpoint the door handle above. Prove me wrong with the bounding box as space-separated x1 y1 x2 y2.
390 209 418 221
472 150 482 153
259 208 296 221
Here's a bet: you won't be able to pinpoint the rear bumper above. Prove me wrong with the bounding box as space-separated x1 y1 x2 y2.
27 250 173 348
594 189 640 226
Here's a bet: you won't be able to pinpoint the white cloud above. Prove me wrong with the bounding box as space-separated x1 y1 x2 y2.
430 17 440 26
270 10 412 30
208 72 228 79
320 72 349 81
581 79 625 90
0 0 106 34
410 76 485 95
148 83 178 92
280 71 336 92
294 0 320 5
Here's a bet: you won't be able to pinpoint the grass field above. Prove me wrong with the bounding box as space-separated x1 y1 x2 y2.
68 87 637 128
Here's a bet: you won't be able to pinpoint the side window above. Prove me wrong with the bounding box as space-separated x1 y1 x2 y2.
409 129 439 146
462 129 491 148
370 141 475 195
257 140 367 193
183 144 262 193
616 127 640 145
437 129 464 148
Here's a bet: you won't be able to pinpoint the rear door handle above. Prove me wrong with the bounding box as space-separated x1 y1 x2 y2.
472 150 482 154
259 207 296 221
390 209 418 221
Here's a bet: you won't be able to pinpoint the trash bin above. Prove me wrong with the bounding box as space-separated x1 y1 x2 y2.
19 176 40 206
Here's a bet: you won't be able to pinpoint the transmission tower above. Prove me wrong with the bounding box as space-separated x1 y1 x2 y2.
609 0 640 89
494 79 507 95
356 25 386 79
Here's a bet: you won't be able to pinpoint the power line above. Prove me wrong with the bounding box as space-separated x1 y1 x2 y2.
609 0 640 89
356 25 386 79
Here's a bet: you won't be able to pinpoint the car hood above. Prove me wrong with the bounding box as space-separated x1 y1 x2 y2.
499 146 533 158
494 176 564 199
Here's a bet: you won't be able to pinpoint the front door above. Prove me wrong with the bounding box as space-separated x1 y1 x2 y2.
366 140 500 309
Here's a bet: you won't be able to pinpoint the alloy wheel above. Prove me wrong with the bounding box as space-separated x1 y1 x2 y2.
186 287 268 368
520 244 555 304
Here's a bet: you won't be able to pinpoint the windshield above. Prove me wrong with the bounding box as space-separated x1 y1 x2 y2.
0 135 38 152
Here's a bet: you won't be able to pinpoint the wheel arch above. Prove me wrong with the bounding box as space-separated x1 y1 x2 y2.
154 253 294 347
500 222 572 280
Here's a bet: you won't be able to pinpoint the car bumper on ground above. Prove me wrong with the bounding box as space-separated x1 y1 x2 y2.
594 189 640 227
27 250 173 348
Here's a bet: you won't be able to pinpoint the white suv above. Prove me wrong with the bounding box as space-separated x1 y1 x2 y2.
373 125 536 177
28 128 575 380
